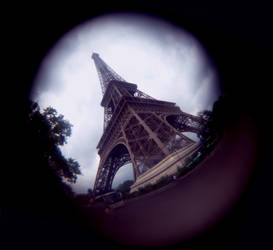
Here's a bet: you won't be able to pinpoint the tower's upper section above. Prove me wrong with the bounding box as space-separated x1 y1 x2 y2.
91 52 126 95
91 52 156 132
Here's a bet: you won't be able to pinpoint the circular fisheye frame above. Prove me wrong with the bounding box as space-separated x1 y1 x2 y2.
30 12 256 247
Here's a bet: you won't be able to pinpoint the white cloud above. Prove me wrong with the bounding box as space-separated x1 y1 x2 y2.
112 164 134 189
31 13 220 194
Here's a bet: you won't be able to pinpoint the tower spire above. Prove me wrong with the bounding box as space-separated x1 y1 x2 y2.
91 52 155 131
92 52 125 95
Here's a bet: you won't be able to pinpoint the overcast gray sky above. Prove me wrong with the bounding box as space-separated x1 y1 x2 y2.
31 13 220 194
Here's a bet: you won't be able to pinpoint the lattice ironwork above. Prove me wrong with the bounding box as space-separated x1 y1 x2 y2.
91 53 206 196
92 53 125 95
95 144 131 193
166 113 205 134
134 89 155 100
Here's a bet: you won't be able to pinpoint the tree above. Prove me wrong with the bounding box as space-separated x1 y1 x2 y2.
197 110 212 122
115 180 134 194
198 96 229 142
42 107 72 146
28 101 81 184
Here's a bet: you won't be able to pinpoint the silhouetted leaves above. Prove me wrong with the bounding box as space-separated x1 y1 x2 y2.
115 180 134 194
197 110 212 122
198 96 229 142
28 100 81 184
42 107 72 146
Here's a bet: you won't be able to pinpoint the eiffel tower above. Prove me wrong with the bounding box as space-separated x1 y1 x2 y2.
91 52 204 196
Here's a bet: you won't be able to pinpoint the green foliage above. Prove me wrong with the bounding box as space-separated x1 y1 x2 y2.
176 164 188 178
28 101 81 184
138 183 154 194
184 156 192 167
197 110 212 122
197 96 229 142
154 175 173 188
129 191 139 198
115 180 134 194
56 157 81 184
42 107 72 146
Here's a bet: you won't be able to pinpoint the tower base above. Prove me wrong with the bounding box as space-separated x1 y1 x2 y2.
130 142 202 193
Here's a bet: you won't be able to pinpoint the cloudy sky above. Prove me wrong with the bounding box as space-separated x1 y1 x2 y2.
31 12 220 194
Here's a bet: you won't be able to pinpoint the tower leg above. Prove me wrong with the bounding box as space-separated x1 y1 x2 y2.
121 127 140 180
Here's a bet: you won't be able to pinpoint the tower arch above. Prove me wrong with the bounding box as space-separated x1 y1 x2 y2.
95 142 135 194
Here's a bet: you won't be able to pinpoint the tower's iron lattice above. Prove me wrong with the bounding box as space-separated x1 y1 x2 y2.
91 53 205 196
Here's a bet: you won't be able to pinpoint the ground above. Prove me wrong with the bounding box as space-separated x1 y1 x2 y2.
86 118 257 248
